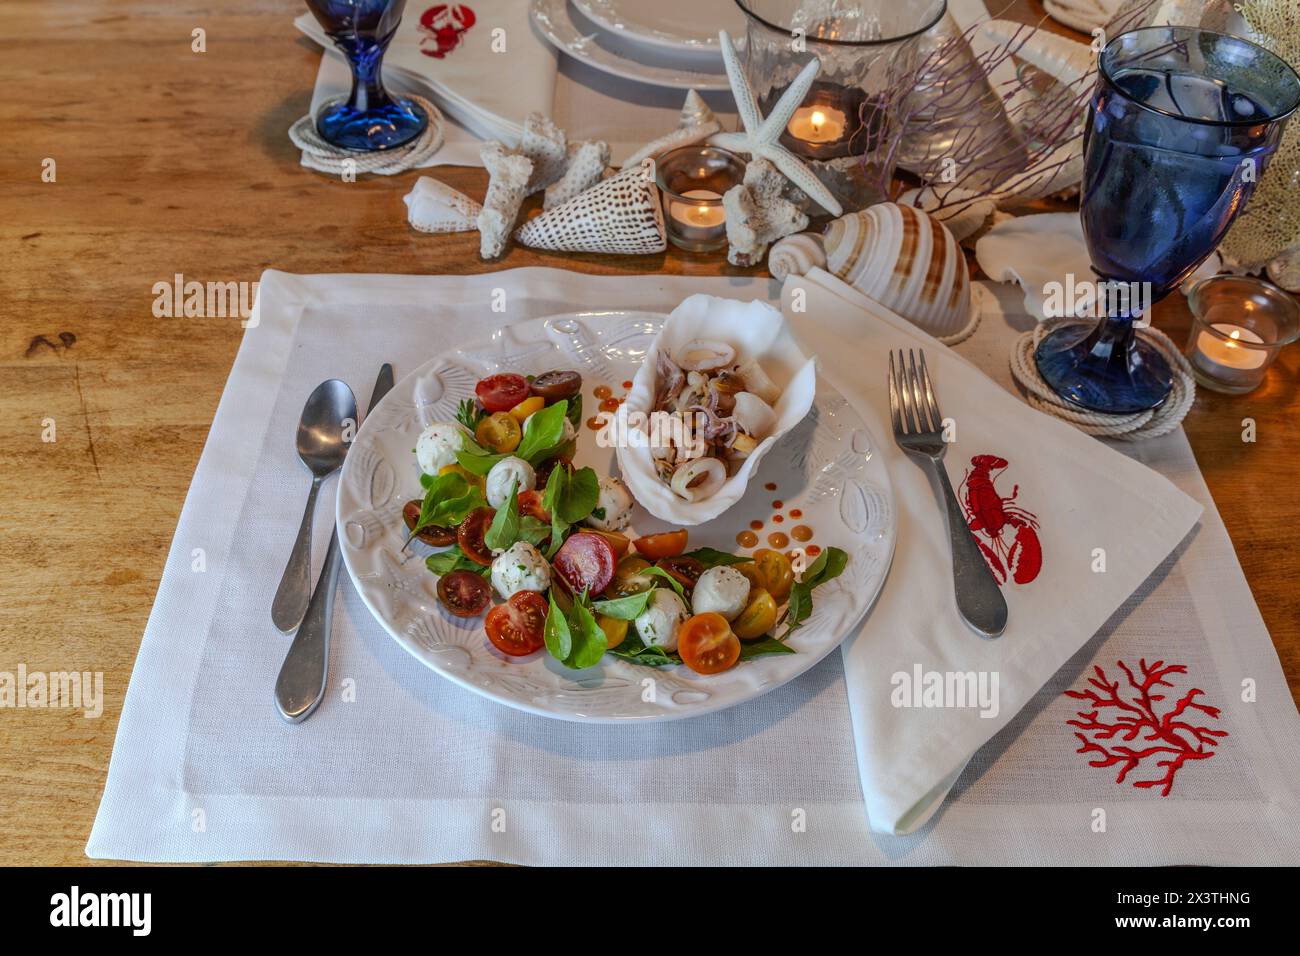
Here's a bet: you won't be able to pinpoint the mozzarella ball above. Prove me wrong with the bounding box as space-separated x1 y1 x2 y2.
584 476 635 532
635 589 689 652
691 566 751 621
490 541 551 600
416 422 467 475
485 456 536 509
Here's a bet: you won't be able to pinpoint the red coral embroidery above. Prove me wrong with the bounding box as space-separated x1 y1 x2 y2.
1065 659 1228 796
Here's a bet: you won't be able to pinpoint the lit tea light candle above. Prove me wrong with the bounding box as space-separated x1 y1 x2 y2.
788 105 846 144
1194 323 1266 372
655 145 744 253
668 189 725 233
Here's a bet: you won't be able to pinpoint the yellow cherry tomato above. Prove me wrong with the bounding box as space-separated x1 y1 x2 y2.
752 549 794 602
509 395 545 424
732 587 777 641
475 412 521 453
587 528 631 558
439 462 485 491
597 614 628 650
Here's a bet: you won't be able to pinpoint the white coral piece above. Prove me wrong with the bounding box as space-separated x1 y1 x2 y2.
520 112 568 194
544 140 611 209
722 158 809 268
478 142 533 259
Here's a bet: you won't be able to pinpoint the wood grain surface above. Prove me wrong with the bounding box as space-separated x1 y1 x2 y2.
1 0 1296 866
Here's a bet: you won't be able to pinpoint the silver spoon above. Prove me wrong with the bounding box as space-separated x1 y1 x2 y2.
271 379 357 633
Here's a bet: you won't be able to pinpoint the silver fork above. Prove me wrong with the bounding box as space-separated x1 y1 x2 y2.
888 349 1008 638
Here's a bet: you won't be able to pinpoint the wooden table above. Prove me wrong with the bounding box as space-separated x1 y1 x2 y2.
2 0 1296 866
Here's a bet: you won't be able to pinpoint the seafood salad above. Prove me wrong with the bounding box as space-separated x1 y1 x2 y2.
404 367 848 675
652 339 782 502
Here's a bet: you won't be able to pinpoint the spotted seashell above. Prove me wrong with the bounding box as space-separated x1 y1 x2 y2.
823 203 971 339
768 232 826 282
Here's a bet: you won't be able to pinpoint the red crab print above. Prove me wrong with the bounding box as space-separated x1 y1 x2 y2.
958 454 1041 586
419 4 476 59
1065 659 1228 796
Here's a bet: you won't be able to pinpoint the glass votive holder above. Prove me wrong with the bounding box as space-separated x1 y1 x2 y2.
655 145 745 253
1184 275 1300 394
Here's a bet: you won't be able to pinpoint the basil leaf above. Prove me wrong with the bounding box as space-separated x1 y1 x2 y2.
455 448 504 476
544 589 572 662
425 546 489 578
683 547 753 568
592 589 653 621
515 400 568 464
607 634 682 667
564 599 608 670
558 466 599 524
483 478 520 552
566 393 582 429
409 472 481 542
783 546 849 638
643 565 686 599
738 636 796 660
517 516 551 547
543 465 570 559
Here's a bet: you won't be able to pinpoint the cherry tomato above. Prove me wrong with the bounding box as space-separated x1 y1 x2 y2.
586 527 630 558
597 614 628 650
475 411 521 453
436 569 491 617
530 370 582 402
552 531 616 596
484 591 547 656
609 556 654 597
508 395 545 424
656 555 704 592
633 529 688 560
732 587 778 641
752 548 794 602
402 499 456 547
678 612 741 674
517 489 550 522
457 507 497 566
476 374 531 414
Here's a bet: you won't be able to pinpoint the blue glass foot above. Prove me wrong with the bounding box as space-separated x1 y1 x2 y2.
1034 320 1173 414
316 97 427 151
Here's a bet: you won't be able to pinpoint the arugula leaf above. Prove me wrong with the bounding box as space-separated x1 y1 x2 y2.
483 478 520 552
557 466 599 524
642 565 687 599
783 546 849 637
607 634 682 667
565 598 608 669
455 446 505 476
544 590 572 662
408 473 483 543
592 589 653 621
738 636 797 660
456 398 485 433
517 516 551 547
425 546 489 578
543 464 569 559
515 400 569 464
683 547 754 568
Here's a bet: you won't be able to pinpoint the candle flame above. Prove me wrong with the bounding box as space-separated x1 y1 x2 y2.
811 110 826 131
1229 329 1241 346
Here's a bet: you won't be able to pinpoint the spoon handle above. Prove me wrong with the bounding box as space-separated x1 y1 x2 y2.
271 475 322 633
274 527 342 723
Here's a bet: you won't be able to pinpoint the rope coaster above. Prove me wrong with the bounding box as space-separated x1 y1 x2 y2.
289 95 445 176
1009 321 1196 441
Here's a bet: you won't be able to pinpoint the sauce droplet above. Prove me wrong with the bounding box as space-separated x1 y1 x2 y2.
807 544 821 557
772 514 784 524
792 524 813 542
789 508 802 519
772 499 783 509
764 482 777 491
599 397 620 413
736 530 758 548
767 531 789 549
594 384 613 400
586 416 604 431
621 380 633 390
749 519 763 531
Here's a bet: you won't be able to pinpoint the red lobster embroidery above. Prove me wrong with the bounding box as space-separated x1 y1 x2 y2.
958 454 1042 585
419 4 476 59
1066 659 1228 796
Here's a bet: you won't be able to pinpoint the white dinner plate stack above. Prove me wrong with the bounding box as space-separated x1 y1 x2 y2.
530 0 745 90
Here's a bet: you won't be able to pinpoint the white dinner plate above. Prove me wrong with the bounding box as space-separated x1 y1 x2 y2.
336 309 896 722
572 0 746 58
530 0 732 91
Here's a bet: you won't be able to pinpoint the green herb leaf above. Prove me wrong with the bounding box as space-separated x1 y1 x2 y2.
738 636 796 660
543 464 570 559
592 589 653 621
565 392 583 429
544 589 572 662
455 446 504 476
557 466 599 524
607 634 682 667
643 565 687 599
683 547 754 568
515 400 568 464
456 398 485 433
564 598 608 670
483 478 520 552
425 546 489 578
408 472 483 543
783 546 849 637
516 516 551 547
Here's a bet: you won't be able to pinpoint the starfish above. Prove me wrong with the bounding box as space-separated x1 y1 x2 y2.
709 30 843 217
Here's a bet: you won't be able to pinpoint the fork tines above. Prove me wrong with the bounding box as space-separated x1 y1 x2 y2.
888 348 944 437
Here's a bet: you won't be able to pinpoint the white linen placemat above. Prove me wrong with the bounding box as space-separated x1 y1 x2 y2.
86 269 1300 864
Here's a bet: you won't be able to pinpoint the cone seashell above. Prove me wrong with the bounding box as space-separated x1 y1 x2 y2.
514 158 666 255
403 176 482 233
767 232 826 281
520 112 569 194
621 89 722 170
478 142 533 259
824 203 971 337
544 140 611 209
679 89 717 130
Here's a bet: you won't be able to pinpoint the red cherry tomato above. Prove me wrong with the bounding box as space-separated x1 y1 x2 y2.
456 507 496 566
552 531 616 596
402 499 456 546
633 529 688 560
678 612 741 674
517 489 550 522
476 374 531 414
484 591 548 656
436 569 491 617
656 555 704 592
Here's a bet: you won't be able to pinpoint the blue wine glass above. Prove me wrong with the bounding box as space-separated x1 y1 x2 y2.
1035 27 1300 414
305 0 428 151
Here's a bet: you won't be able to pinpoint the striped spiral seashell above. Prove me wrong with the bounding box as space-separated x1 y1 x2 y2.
823 203 971 338
767 232 826 281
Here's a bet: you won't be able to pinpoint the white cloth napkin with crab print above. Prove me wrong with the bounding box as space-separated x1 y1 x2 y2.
781 269 1203 835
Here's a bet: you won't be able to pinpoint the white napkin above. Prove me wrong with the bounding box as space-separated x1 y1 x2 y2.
782 269 1204 835
294 0 557 143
